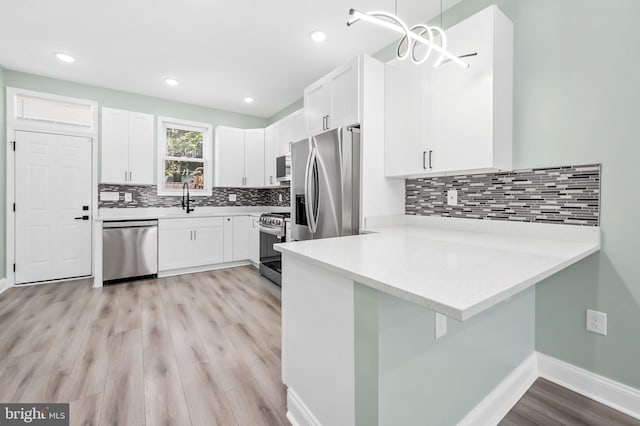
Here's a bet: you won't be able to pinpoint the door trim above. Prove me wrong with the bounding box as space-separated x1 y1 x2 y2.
6 88 98 288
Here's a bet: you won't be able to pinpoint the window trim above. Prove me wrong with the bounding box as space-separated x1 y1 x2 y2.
157 116 212 196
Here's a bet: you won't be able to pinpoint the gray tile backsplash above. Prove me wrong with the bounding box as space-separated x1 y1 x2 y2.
99 184 291 208
406 164 601 226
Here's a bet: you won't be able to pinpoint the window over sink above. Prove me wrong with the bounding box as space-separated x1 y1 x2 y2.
157 116 212 196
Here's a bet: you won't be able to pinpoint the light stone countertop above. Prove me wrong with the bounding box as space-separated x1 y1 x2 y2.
95 206 289 221
274 215 600 321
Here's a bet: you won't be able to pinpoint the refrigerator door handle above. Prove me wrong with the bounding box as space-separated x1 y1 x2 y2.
311 152 319 233
304 143 316 234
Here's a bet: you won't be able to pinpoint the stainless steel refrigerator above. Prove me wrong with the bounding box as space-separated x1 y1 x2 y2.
291 126 360 241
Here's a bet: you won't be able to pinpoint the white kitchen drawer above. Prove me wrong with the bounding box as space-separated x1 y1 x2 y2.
159 217 223 230
191 217 224 228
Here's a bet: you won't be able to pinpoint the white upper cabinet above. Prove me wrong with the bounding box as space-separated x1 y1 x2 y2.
127 112 155 184
264 124 277 187
244 129 266 187
215 126 245 187
304 80 329 136
278 109 305 156
214 126 265 187
385 5 513 178
101 107 154 184
101 108 129 184
304 56 361 135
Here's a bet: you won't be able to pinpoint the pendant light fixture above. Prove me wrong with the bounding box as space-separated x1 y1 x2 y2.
347 0 469 68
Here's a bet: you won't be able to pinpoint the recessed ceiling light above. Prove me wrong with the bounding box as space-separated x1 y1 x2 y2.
310 30 327 42
165 78 179 87
244 97 255 104
55 53 75 63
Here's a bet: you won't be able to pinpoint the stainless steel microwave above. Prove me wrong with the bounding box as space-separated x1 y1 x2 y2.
276 155 291 182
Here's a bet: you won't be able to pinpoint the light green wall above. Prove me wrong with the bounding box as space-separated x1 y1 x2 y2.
0 66 5 277
430 0 640 390
376 288 535 425
267 98 304 125
4 71 268 129
354 284 379 426
0 70 269 279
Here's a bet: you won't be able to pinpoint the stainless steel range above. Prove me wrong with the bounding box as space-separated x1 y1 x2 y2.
258 212 290 286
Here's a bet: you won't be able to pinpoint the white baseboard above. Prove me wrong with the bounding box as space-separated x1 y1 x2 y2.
459 352 640 425
537 352 640 420
458 352 539 426
0 278 8 295
157 261 251 278
287 388 321 426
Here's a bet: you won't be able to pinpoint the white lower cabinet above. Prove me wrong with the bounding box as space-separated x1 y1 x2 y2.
249 216 260 265
232 216 250 261
192 226 224 267
223 217 234 263
158 218 224 271
158 215 256 273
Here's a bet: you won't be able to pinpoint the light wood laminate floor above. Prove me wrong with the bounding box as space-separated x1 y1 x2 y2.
0 266 287 426
500 378 640 426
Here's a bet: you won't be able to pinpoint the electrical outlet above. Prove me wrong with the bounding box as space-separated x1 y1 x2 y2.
279 194 283 202
229 194 237 202
586 309 607 336
447 190 458 206
435 313 448 339
124 193 132 202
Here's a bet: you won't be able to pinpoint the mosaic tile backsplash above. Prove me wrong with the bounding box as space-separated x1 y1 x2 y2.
98 184 291 208
406 164 600 226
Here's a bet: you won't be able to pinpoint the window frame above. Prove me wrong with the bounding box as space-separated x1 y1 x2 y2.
157 116 212 196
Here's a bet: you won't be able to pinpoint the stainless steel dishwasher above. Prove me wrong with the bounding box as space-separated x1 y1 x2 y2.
103 220 158 283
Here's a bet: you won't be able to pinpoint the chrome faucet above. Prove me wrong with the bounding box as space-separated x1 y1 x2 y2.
182 183 195 214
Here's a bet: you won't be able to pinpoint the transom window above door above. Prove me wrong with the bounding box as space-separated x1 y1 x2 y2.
158 117 212 196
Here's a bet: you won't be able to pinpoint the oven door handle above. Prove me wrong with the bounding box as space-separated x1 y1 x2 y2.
258 224 285 238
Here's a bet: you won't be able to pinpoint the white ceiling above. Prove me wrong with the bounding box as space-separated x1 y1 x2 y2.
0 0 461 118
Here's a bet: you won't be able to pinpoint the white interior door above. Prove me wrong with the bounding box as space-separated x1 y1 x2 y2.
14 131 93 284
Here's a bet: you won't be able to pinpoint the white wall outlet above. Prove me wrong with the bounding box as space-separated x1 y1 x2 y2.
279 194 283 202
586 309 607 336
229 194 237 202
124 193 132 202
447 190 458 206
435 313 448 339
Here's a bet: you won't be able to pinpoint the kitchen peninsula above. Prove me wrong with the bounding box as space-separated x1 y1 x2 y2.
275 215 600 425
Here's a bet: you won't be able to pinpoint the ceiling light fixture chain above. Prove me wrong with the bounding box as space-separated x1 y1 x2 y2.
347 8 467 68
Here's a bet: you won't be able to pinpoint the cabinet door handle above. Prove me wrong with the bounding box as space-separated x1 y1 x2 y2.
190 230 192 240
129 171 132 182
270 175 273 185
429 150 433 169
423 151 427 170
326 115 330 130
322 116 326 131
194 230 197 240
124 171 128 182
289 141 292 152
